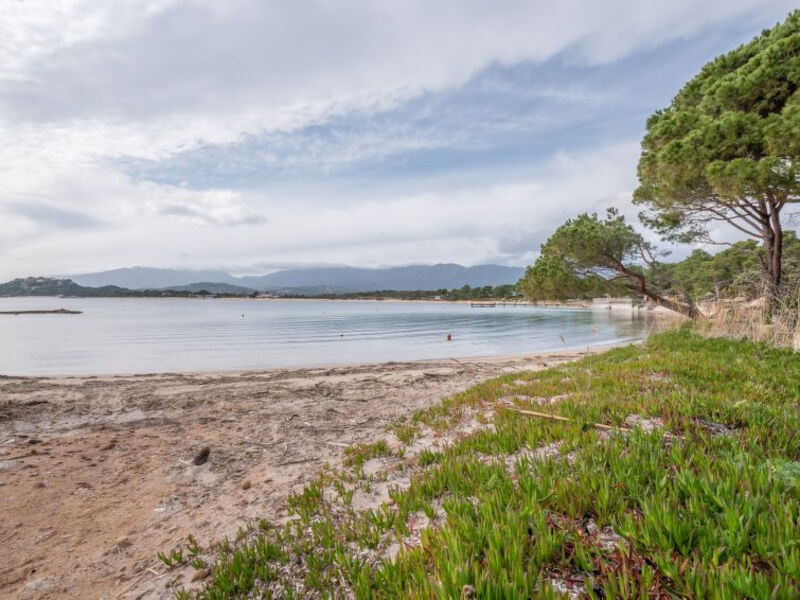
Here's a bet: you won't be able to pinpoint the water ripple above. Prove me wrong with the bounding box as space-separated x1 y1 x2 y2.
0 298 649 375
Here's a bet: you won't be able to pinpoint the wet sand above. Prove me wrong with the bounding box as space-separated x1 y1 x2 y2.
0 349 604 599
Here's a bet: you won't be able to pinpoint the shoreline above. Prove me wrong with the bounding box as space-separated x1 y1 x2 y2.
2 337 644 379
0 345 625 599
0 294 589 306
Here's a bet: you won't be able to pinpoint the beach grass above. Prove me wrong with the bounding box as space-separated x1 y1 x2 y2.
178 328 800 598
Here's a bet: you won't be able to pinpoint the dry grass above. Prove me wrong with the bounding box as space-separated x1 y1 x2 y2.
693 284 800 350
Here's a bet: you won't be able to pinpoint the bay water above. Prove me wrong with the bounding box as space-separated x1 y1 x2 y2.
0 297 650 375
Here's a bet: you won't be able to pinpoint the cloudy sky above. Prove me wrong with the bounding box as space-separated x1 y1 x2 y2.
1 0 797 279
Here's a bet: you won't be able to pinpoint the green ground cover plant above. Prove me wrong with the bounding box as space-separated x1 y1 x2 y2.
177 329 800 599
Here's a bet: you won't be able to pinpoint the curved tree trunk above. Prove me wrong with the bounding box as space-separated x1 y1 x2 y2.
606 256 699 318
638 284 699 319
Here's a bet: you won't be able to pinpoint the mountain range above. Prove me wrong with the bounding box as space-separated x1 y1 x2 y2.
69 264 524 292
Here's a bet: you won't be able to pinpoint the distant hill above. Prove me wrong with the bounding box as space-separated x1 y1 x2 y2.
238 264 524 291
70 267 238 289
68 264 525 293
0 277 256 298
0 277 133 297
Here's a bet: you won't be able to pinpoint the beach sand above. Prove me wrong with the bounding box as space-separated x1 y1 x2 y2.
0 349 608 599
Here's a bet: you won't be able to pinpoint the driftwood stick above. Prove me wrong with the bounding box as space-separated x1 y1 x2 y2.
276 456 320 466
514 409 630 433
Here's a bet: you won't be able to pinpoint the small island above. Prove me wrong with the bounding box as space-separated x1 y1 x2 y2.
0 308 82 315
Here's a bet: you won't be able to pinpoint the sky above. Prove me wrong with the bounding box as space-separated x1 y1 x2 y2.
1 0 798 279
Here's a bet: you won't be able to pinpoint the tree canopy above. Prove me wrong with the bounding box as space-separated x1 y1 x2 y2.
517 210 697 317
635 10 800 300
654 230 800 301
518 222 800 311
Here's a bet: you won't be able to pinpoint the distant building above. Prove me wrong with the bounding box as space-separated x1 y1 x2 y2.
592 297 642 311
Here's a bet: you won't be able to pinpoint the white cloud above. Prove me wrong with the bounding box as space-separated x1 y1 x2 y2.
0 141 642 276
0 0 796 278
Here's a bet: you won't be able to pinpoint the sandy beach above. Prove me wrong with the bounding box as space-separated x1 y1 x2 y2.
0 348 615 600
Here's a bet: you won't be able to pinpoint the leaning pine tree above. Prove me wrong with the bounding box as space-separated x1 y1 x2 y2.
635 10 800 307
518 209 699 318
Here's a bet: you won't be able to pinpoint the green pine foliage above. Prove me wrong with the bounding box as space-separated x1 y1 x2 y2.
653 231 800 300
635 11 800 292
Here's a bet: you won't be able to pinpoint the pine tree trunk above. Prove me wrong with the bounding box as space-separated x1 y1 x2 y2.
762 201 783 313
608 256 699 319
640 287 699 319
626 271 698 318
760 192 783 314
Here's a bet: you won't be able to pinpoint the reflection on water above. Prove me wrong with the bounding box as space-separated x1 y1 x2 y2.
0 297 652 375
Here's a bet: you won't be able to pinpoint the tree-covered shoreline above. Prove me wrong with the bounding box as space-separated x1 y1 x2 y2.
0 277 256 299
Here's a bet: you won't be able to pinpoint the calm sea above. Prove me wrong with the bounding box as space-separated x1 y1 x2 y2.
0 298 651 375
